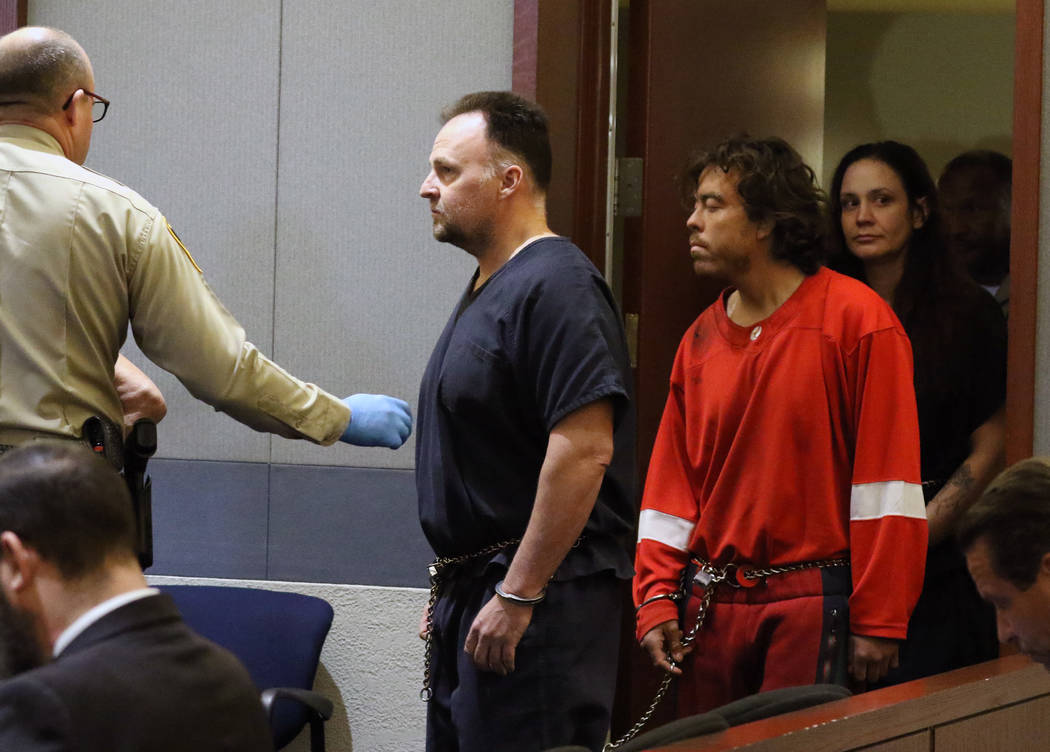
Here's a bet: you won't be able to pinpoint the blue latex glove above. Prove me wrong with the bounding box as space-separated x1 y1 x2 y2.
340 394 412 448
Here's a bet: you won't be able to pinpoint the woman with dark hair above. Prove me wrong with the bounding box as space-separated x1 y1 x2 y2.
828 141 1006 683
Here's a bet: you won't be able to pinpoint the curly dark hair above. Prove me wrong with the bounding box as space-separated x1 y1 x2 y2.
680 134 826 274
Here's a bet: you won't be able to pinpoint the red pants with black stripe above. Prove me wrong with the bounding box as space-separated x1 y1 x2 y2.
676 565 851 715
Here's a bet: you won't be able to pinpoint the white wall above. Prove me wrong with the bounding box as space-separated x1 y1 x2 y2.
824 11 1014 188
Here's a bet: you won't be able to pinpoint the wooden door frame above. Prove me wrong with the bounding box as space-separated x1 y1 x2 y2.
0 0 26 34
512 0 612 271
517 0 1042 464
1008 0 1042 463
518 0 1042 733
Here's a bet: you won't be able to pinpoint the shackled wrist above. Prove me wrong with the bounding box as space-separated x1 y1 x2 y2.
494 579 545 605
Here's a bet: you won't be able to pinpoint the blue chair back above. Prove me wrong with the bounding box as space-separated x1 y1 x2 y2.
159 584 334 749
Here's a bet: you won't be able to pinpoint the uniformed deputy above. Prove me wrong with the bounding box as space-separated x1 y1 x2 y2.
0 27 411 452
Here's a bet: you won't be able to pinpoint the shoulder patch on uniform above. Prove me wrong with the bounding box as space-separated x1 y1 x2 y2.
166 221 202 274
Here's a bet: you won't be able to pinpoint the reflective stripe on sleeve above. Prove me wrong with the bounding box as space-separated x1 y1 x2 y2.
850 480 927 521
637 508 695 551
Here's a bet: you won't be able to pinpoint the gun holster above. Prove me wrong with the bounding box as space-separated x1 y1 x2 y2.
82 416 156 570
124 420 156 570
81 416 123 470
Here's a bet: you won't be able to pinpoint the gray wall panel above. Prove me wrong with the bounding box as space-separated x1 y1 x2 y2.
31 1 515 468
268 464 431 586
146 459 430 586
148 458 270 579
26 1 514 585
271 0 514 468
30 1 282 463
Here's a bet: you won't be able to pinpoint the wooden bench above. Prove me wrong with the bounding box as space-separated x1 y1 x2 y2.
647 654 1050 751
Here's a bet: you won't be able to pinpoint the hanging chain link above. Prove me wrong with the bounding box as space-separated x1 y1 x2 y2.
602 557 849 751
420 538 521 701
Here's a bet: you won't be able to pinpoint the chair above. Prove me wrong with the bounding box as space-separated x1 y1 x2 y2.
159 584 335 751
616 711 728 752
712 683 851 726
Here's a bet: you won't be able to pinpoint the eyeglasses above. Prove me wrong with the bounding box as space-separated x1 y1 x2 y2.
61 89 110 123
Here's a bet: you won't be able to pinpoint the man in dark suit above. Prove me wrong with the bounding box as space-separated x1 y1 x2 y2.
960 457 1050 670
0 441 274 751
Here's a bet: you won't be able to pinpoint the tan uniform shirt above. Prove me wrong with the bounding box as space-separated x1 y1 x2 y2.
0 124 349 445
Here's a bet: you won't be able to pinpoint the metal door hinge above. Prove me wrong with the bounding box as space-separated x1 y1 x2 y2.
615 158 643 217
625 313 639 368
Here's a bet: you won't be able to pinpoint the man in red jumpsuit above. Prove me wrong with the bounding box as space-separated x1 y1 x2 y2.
633 135 928 712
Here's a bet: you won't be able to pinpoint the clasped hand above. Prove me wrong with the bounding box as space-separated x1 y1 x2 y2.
848 634 899 685
340 393 412 448
641 619 692 675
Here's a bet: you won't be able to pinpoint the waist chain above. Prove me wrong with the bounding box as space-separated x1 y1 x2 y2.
606 555 849 751
419 537 522 701
419 535 588 701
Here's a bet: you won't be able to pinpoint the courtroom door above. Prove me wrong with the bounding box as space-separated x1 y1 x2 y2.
612 0 828 732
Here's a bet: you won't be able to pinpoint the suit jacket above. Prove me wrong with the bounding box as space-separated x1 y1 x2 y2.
0 593 274 751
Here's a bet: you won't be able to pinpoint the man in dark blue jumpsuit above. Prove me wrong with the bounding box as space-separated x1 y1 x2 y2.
416 91 636 752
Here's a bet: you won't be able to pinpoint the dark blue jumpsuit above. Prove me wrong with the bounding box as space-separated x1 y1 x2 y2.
416 237 636 752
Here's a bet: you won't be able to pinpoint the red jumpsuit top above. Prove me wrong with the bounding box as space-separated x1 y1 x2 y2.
634 267 927 642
